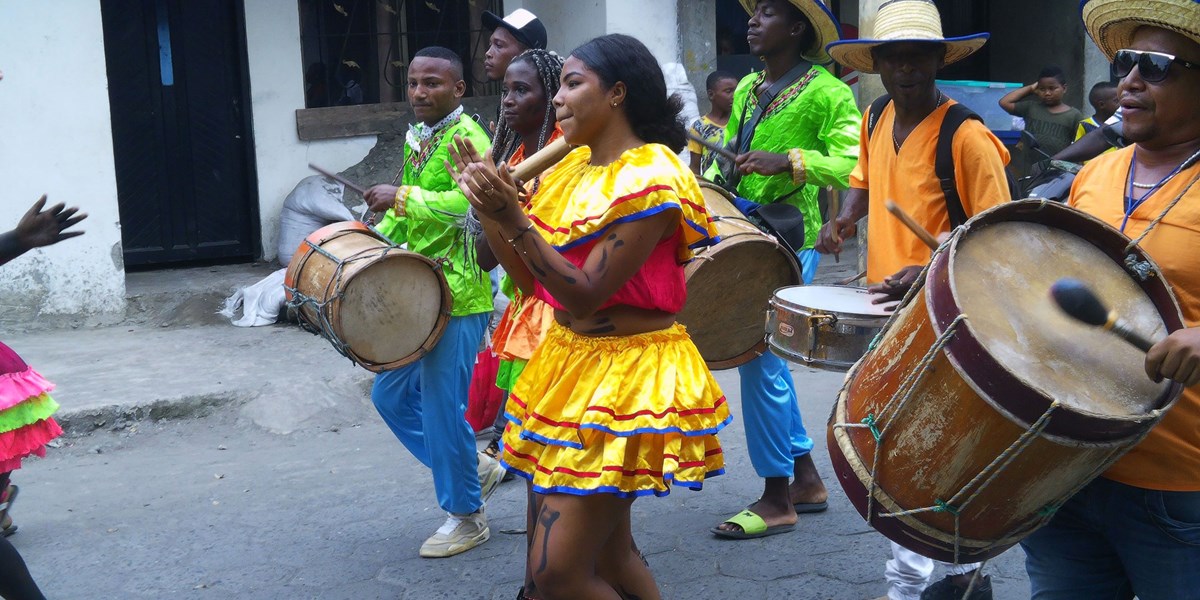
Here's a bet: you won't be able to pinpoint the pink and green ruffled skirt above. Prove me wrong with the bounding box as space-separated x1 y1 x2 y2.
0 342 62 472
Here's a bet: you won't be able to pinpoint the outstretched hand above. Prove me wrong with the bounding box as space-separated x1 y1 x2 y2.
445 134 523 228
17 195 87 251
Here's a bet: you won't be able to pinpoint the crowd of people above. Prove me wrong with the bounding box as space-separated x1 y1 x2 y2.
4 0 1200 599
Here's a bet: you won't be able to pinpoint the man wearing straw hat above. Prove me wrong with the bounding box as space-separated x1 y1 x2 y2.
1019 1 1200 597
818 1 1010 598
707 0 862 540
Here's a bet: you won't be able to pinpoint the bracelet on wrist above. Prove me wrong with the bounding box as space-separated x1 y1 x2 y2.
506 223 535 246
787 148 806 186
393 186 412 214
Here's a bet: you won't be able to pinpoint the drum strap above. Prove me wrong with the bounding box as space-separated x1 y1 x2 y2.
725 61 812 189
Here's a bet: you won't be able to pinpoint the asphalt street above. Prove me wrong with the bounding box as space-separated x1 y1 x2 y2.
9 368 1029 599
2 245 1031 599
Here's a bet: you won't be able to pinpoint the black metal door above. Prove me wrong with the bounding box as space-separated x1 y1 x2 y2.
101 0 259 267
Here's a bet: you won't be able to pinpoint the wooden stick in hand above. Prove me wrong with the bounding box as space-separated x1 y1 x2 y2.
309 164 369 196
510 138 572 183
685 132 738 162
828 186 841 263
885 200 940 251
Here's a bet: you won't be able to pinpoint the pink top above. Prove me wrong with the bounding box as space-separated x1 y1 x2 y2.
533 229 687 314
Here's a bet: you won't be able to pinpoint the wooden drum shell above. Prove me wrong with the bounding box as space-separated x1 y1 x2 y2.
828 200 1186 563
678 182 802 370
284 221 451 372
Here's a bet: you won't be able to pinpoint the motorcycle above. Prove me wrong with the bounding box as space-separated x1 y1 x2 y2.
1017 130 1081 202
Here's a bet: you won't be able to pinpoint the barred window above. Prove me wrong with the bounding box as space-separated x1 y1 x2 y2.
298 0 504 109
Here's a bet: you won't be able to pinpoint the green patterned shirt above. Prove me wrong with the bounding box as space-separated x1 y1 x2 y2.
375 114 493 316
712 65 861 250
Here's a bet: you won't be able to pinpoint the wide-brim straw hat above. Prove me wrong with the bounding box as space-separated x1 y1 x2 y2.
825 0 989 74
1081 0 1200 61
738 0 843 64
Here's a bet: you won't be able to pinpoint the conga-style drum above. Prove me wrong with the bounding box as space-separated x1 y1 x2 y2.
829 200 1185 563
284 221 451 372
767 285 897 371
678 182 802 370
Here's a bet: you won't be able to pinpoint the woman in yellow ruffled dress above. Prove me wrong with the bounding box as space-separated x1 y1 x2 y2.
449 33 729 600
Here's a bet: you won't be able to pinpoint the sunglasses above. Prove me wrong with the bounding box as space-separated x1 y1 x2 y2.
1113 49 1200 83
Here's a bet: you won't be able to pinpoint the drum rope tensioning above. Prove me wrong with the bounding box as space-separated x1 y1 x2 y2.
828 200 1185 563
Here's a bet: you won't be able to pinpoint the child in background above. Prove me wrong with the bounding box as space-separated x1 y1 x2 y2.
688 70 738 177
1074 81 1119 140
999 65 1084 156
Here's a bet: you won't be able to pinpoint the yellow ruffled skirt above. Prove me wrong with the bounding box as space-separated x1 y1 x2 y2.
501 322 730 497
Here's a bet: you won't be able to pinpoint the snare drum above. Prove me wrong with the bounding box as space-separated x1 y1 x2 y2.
767 285 896 371
677 182 802 370
284 221 451 372
828 200 1185 563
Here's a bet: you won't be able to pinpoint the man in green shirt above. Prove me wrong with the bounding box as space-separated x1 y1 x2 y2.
709 0 861 540
363 46 500 559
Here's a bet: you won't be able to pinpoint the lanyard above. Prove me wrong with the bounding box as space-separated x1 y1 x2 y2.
1121 148 1188 232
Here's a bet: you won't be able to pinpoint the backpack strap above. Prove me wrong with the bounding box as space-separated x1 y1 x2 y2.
935 103 981 228
866 94 891 141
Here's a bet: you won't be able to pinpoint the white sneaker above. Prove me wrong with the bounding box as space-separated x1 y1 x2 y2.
419 510 490 558
477 452 507 503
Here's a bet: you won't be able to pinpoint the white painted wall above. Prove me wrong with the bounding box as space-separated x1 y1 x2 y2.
0 0 126 325
243 0 376 263
606 0 681 64
506 0 607 54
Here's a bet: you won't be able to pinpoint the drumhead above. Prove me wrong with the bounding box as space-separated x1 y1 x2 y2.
950 221 1171 417
774 285 897 317
338 252 446 365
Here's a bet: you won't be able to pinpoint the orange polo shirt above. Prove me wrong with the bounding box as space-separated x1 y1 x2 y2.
1070 145 1200 491
850 99 1011 283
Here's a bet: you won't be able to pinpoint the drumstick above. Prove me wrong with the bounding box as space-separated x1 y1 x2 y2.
685 132 738 162
828 186 841 263
510 137 572 183
837 270 867 286
309 163 369 196
1049 278 1156 352
885 200 940 251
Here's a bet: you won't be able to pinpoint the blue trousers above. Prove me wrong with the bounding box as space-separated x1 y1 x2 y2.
371 313 489 515
1021 476 1200 599
736 248 820 479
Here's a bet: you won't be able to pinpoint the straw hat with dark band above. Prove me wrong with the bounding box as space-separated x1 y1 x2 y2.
825 0 989 74
738 0 843 64
1081 0 1200 61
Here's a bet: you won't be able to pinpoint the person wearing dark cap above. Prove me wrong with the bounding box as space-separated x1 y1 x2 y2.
482 9 548 85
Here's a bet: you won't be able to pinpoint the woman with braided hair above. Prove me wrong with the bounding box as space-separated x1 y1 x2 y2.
479 48 565 460
491 49 565 167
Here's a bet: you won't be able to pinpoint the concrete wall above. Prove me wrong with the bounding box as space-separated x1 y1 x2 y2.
988 0 1088 109
243 0 376 263
1081 41 1111 117
506 0 607 54
0 1 126 327
855 0 888 109
605 0 680 64
679 0 718 116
